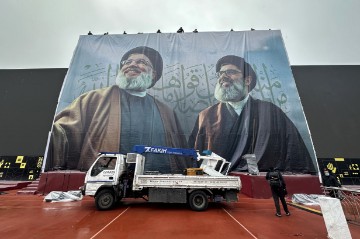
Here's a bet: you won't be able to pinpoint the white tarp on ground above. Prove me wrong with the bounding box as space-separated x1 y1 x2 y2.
291 194 324 205
44 190 83 202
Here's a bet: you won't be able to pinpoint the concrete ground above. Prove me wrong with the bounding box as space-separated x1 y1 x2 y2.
1 190 360 239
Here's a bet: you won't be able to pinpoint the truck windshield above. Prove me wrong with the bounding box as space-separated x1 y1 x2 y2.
91 157 117 176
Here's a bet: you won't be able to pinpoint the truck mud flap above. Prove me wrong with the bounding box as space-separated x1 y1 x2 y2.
225 190 238 202
149 188 187 203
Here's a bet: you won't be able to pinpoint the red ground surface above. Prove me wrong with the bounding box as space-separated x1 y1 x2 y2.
0 191 359 239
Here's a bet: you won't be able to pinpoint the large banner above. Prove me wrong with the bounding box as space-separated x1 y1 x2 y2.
45 30 317 174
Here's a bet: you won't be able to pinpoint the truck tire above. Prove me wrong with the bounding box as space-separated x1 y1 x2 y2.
95 189 115 210
188 190 208 211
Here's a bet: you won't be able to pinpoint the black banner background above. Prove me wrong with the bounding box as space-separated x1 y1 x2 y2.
0 156 43 181
318 158 360 185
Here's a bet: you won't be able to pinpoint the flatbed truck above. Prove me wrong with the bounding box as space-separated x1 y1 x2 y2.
81 146 241 211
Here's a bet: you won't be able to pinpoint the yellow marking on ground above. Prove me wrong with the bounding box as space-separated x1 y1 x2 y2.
287 202 322 215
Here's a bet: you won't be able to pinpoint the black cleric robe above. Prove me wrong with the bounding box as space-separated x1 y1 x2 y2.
189 96 316 173
119 90 170 173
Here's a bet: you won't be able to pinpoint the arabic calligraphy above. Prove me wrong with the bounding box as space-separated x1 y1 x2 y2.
69 61 288 132
252 63 289 113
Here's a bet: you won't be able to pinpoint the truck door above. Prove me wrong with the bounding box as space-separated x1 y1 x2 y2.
90 156 118 182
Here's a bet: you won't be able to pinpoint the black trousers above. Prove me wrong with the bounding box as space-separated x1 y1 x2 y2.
271 186 289 214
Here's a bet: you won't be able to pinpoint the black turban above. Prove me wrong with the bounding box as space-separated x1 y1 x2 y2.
120 46 163 88
216 55 257 91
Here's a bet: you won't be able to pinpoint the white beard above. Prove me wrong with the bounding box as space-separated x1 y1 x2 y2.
214 80 246 102
116 70 153 91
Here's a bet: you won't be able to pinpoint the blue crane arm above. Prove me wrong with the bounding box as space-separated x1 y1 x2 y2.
131 145 199 160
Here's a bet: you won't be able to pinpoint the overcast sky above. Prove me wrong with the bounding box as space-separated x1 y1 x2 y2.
1 0 359 69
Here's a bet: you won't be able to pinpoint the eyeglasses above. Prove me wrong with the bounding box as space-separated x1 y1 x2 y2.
121 59 153 68
216 69 242 78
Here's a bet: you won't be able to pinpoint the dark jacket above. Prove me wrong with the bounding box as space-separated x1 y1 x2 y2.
266 170 287 196
266 170 286 188
323 174 341 187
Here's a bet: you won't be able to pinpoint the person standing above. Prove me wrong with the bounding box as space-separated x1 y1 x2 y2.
322 168 341 198
266 167 290 217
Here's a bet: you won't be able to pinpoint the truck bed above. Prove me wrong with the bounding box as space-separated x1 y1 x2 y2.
133 174 241 190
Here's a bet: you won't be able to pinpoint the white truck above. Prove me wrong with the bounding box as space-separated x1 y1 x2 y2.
81 146 241 211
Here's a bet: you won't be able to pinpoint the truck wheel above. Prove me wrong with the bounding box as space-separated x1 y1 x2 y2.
95 189 115 210
189 190 208 211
